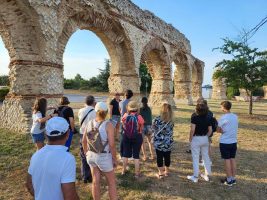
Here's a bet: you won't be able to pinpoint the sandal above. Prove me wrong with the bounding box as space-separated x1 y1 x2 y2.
164 172 169 177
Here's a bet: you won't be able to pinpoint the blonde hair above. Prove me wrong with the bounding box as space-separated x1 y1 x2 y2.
96 110 107 120
160 103 173 122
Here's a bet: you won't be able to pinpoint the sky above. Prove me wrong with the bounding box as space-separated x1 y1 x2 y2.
0 0 267 85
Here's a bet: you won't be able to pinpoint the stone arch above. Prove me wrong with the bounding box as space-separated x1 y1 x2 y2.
140 38 174 106
56 10 139 97
172 51 193 105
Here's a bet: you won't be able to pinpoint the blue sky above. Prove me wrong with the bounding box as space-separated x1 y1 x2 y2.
0 0 266 85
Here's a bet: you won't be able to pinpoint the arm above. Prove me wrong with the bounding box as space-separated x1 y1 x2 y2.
62 182 79 200
26 174 34 196
109 105 113 119
207 126 212 136
36 115 52 123
106 122 117 167
69 117 75 132
217 126 223 133
82 132 88 153
189 124 195 142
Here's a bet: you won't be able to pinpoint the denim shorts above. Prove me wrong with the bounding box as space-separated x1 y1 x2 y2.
31 132 45 143
142 125 152 137
86 151 113 172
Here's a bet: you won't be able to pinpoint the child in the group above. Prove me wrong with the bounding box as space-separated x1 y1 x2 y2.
217 101 238 186
187 103 212 183
152 103 174 179
30 98 53 150
121 101 144 178
140 97 154 161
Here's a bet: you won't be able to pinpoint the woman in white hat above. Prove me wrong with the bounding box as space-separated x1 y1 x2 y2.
82 102 117 200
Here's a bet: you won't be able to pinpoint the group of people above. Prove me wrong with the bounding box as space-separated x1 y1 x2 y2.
26 90 238 200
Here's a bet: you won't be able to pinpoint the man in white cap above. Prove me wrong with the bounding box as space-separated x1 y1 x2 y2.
26 117 79 200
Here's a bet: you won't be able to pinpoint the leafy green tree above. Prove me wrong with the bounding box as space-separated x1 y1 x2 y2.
0 75 9 86
214 38 267 114
139 63 152 94
96 59 110 92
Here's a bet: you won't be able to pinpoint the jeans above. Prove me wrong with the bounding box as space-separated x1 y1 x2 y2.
65 130 73 151
80 135 92 182
191 136 211 177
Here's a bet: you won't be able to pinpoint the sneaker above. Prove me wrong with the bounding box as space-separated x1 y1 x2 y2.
200 174 209 182
221 178 233 186
232 179 237 185
187 175 198 183
199 161 204 166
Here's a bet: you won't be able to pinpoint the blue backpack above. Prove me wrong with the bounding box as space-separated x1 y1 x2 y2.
123 114 139 139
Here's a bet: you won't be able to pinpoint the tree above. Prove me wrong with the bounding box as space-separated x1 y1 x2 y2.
0 75 9 86
214 38 267 114
139 63 152 94
96 59 110 92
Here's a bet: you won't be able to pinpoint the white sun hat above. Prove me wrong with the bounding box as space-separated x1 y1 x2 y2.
95 102 108 112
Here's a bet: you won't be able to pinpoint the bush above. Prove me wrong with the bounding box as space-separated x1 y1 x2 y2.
226 86 240 99
0 88 9 101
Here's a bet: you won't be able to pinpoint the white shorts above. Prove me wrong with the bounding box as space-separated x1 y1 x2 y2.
86 151 113 172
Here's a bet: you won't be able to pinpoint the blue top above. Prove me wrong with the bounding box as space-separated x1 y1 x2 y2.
119 99 130 117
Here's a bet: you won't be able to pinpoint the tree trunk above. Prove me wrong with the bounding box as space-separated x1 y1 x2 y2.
249 93 253 115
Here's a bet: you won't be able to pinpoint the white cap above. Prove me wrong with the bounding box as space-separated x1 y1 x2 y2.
95 102 108 112
46 117 69 137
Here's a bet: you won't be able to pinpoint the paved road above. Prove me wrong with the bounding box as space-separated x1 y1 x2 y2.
65 94 108 103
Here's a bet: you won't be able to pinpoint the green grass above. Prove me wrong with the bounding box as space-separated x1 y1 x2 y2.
0 99 267 200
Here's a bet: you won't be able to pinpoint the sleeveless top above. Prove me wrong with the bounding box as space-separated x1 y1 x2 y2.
86 119 110 152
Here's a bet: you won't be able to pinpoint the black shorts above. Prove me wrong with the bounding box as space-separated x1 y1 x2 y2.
122 134 143 159
220 143 237 159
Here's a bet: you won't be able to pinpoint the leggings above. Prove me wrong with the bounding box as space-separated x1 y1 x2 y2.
156 149 171 168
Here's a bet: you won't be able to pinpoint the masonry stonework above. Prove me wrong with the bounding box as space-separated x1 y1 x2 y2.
0 0 204 132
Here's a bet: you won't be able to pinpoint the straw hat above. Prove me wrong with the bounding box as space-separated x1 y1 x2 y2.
127 101 139 111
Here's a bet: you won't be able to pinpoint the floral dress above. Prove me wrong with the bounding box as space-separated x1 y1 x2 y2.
152 116 174 152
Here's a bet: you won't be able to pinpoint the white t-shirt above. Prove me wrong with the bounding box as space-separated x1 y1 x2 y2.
30 112 45 134
78 106 96 135
28 145 76 200
218 113 238 144
86 119 110 152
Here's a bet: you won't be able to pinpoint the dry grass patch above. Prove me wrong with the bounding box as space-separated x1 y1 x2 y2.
0 100 267 200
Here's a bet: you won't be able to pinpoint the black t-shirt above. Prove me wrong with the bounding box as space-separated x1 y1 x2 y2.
54 106 74 127
191 113 212 136
110 98 120 116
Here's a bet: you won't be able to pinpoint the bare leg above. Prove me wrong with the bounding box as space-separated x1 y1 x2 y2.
141 142 147 161
122 157 128 174
91 166 101 200
36 142 44 150
224 159 232 178
230 158 236 178
158 167 164 176
147 136 154 159
103 170 118 200
134 159 140 176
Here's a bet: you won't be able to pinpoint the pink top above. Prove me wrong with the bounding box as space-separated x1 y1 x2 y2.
122 112 144 133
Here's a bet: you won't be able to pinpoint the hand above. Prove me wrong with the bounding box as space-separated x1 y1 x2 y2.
113 158 118 168
189 136 192 143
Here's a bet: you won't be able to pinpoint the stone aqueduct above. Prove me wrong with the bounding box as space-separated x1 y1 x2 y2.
0 0 204 132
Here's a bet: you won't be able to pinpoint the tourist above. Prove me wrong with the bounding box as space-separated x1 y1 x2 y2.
82 102 117 200
187 103 212 183
121 101 144 178
140 97 154 161
109 93 121 138
54 96 75 151
78 95 96 183
119 89 133 158
217 101 238 186
30 98 54 150
26 117 79 200
152 103 174 179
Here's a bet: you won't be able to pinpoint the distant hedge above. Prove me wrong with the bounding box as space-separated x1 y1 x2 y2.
0 88 9 101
